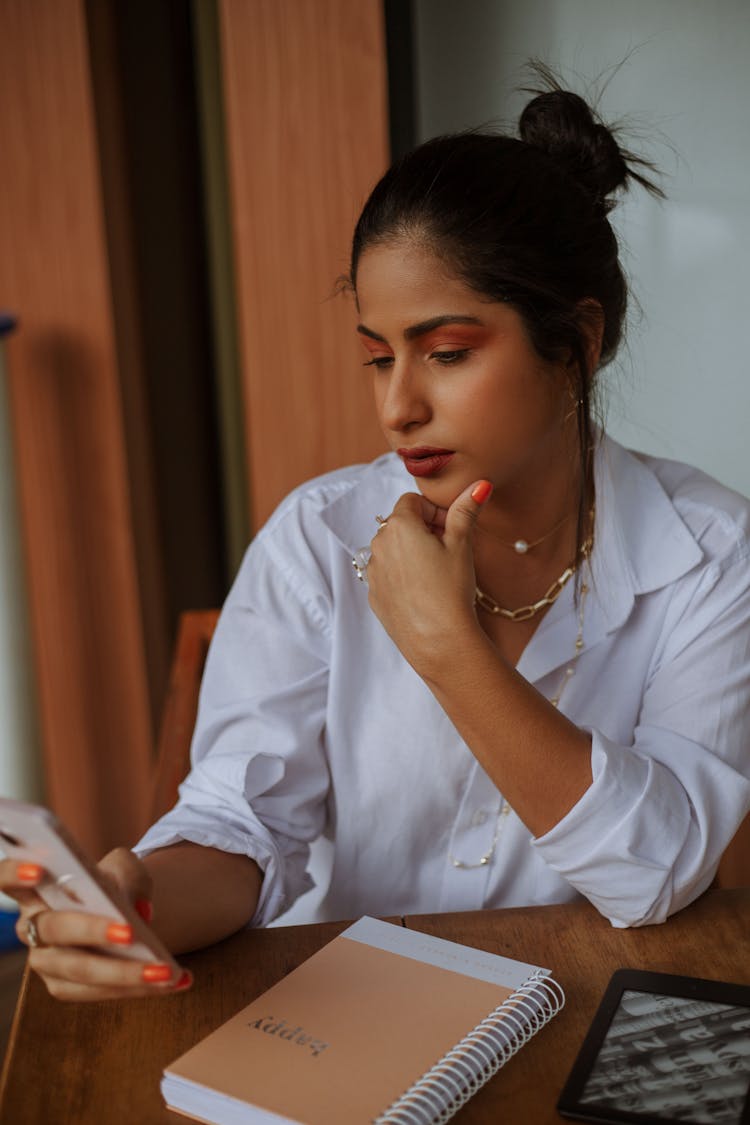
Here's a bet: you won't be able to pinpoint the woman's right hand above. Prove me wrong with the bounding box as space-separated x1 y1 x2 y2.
1 848 192 1001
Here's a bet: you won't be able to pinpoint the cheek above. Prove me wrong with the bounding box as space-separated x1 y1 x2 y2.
451 369 566 442
372 377 386 414
372 380 393 435
442 373 518 427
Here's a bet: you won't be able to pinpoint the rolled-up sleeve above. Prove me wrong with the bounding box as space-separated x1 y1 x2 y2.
135 525 332 926
533 545 750 927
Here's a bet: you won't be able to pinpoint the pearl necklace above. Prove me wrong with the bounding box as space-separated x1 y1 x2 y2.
449 571 589 870
494 511 572 555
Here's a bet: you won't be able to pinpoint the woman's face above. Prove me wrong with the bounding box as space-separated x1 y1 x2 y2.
355 239 576 511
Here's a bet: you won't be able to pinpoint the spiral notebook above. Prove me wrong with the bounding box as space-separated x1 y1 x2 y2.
162 916 563 1124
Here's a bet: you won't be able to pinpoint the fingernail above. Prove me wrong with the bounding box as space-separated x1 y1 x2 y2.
471 480 492 504
173 970 193 991
134 898 153 923
16 863 43 884
142 963 173 983
106 923 133 945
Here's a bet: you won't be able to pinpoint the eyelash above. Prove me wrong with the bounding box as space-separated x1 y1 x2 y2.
432 349 471 365
362 349 471 370
362 357 393 369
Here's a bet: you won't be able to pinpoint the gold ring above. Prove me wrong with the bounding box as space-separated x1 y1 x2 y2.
25 914 45 949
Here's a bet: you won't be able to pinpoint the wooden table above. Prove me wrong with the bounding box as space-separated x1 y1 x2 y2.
1 889 748 1123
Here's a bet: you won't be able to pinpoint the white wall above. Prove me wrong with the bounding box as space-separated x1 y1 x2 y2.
414 0 750 498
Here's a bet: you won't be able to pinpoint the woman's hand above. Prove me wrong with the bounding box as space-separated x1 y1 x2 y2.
366 479 493 675
1 849 192 1002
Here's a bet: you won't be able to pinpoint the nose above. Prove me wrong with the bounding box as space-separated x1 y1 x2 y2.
378 359 431 434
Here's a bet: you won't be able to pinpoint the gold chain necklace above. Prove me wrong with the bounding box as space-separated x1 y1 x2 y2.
475 562 577 622
475 524 594 623
450 572 590 869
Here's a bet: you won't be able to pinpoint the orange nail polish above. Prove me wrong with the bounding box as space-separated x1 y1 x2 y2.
106 923 133 945
142 963 173 983
471 480 492 504
174 970 193 991
134 898 153 923
16 863 43 884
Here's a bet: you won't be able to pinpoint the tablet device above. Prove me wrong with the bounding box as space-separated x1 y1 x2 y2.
557 969 750 1125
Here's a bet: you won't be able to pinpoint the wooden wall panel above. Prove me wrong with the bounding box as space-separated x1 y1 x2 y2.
218 0 390 528
0 0 153 857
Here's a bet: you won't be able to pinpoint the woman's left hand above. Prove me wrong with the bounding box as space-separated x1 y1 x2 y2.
366 480 492 674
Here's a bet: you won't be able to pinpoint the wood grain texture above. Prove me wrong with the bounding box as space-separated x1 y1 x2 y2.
405 890 750 1123
218 0 390 528
85 0 173 736
0 892 747 1124
150 610 220 822
0 0 153 855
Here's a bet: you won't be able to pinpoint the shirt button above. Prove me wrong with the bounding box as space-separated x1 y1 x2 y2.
470 809 488 827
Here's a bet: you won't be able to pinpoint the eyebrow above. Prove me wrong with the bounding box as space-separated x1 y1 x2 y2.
356 314 485 343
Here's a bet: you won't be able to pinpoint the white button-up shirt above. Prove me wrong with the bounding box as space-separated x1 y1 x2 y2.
136 436 750 928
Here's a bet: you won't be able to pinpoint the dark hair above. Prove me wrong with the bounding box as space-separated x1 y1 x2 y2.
350 71 662 560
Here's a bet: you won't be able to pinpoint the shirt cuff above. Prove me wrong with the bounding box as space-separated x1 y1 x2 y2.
531 729 691 927
134 806 312 927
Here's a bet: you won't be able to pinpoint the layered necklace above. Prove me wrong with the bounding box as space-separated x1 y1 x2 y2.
449 507 593 871
474 508 594 623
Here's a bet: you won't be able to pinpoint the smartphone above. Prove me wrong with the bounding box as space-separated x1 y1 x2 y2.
0 797 180 974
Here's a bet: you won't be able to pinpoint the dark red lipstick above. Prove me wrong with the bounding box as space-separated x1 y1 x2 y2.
398 446 455 477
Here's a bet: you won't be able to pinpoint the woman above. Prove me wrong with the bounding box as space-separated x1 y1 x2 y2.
4 80 750 1000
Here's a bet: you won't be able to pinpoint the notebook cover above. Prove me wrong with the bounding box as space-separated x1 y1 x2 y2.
163 917 548 1124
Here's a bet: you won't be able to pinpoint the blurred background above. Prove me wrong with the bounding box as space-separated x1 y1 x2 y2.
1 0 748 862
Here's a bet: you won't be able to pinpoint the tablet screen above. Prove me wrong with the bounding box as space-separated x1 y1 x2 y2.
558 971 750 1125
581 989 750 1123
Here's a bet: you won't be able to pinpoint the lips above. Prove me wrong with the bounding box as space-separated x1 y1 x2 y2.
397 447 455 477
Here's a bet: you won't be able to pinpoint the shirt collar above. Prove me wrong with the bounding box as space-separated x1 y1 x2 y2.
588 434 703 627
519 435 704 683
317 437 704 678
318 453 412 555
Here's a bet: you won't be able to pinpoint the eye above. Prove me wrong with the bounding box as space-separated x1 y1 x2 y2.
363 356 394 370
431 348 471 365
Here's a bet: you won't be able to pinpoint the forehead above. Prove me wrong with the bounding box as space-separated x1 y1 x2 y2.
355 239 481 318
354 239 531 349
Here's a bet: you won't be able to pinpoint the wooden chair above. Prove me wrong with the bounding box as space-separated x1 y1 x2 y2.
719 816 750 889
151 610 220 822
152 610 749 887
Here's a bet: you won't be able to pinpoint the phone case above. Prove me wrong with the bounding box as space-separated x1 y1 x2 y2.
0 797 180 972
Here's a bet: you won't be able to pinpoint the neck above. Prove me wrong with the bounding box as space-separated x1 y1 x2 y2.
476 460 584 560
472 450 592 612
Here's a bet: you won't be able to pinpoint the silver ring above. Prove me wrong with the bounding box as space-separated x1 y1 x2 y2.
375 515 388 529
25 914 45 949
352 547 371 582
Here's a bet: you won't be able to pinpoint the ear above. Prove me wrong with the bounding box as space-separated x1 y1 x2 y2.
574 298 605 378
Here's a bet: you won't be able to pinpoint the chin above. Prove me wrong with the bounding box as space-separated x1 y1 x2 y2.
414 478 464 511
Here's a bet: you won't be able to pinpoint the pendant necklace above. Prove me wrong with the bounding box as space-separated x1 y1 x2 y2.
492 510 572 556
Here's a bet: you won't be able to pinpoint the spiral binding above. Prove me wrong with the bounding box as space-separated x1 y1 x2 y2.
373 970 565 1125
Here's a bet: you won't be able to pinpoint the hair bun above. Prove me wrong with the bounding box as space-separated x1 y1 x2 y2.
519 88 629 206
